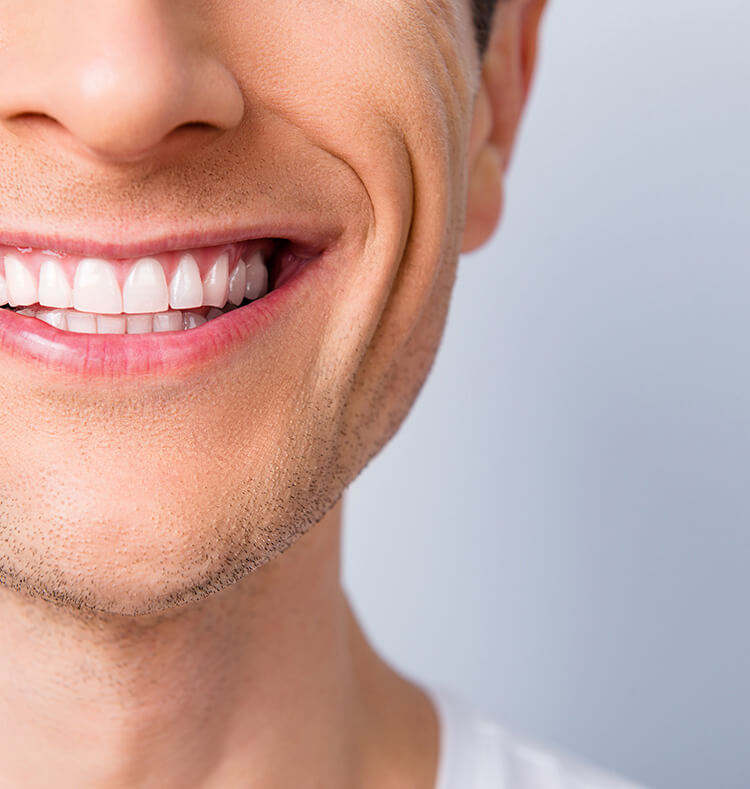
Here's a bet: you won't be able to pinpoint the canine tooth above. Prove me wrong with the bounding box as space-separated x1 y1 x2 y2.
206 307 223 320
169 254 203 309
66 311 97 333
39 259 74 308
227 262 246 306
37 309 67 330
97 314 127 334
153 311 182 332
183 312 206 330
17 307 35 316
4 255 38 306
126 313 153 334
0 272 7 305
202 253 229 307
244 253 268 300
74 258 122 314
123 258 169 314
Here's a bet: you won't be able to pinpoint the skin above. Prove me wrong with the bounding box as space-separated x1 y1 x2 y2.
0 0 546 787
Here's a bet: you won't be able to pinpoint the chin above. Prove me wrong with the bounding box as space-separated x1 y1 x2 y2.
0 448 347 616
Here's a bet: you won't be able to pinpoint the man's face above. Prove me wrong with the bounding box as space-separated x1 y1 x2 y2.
0 1 483 613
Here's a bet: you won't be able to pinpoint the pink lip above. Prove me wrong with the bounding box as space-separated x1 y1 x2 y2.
0 252 322 380
0 223 338 259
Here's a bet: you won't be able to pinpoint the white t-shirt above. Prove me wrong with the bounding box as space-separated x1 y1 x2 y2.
427 685 648 789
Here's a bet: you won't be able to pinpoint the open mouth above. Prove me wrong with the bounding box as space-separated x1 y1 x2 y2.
0 238 308 334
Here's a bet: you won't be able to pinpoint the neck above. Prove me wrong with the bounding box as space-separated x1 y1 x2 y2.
0 500 439 789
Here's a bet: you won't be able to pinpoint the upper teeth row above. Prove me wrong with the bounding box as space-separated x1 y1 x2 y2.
0 251 269 314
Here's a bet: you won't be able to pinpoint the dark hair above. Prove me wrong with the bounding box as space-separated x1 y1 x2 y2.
472 0 500 56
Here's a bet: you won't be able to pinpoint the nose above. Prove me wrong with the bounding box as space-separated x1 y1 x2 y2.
0 1 245 162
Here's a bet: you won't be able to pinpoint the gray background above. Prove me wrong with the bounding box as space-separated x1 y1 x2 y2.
342 2 750 788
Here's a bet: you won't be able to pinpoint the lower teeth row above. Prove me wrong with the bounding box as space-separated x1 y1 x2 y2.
5 303 246 334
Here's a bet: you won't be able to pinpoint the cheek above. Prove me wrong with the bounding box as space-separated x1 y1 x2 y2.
339 249 460 483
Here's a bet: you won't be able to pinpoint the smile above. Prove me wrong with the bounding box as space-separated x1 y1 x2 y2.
0 241 274 333
0 234 327 378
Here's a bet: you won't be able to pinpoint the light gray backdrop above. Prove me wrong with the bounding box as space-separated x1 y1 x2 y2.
342 2 750 788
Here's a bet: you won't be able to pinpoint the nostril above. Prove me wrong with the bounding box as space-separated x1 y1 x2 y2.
4 112 68 142
8 111 225 163
8 111 82 144
177 121 217 133
9 111 58 126
157 120 231 154
168 120 222 139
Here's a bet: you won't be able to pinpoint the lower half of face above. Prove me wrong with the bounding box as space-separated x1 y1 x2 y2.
0 0 479 614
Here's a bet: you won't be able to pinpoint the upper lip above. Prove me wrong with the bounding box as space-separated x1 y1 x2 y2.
0 223 338 260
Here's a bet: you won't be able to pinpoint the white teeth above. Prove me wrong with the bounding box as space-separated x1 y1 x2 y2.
37 309 68 330
228 262 246 306
169 254 203 310
183 312 207 330
202 253 229 308
39 259 74 309
2 245 275 333
96 314 127 334
123 258 169 314
5 255 38 306
152 311 183 332
126 313 153 334
73 258 122 314
66 311 97 334
244 252 268 300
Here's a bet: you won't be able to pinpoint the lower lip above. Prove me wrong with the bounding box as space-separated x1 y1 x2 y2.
0 257 318 380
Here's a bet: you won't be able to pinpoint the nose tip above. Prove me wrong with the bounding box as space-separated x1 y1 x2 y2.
72 53 245 161
0 4 245 162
